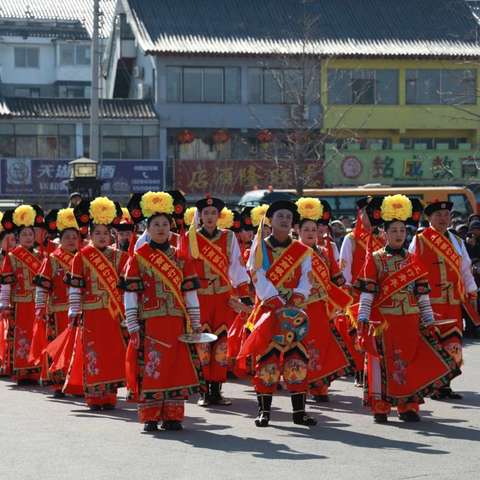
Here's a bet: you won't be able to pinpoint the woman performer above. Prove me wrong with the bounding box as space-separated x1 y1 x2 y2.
65 197 127 410
33 208 81 396
355 195 460 423
121 192 203 432
0 205 46 384
296 198 355 403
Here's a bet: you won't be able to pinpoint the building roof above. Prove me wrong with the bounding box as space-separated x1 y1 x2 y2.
125 0 480 57
0 0 116 39
0 98 158 120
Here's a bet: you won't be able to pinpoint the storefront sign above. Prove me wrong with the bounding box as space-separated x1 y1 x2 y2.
174 159 323 195
325 149 480 186
0 159 164 196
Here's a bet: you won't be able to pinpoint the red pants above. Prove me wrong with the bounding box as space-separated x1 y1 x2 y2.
198 292 235 382
85 386 117 407
372 399 419 415
254 346 309 394
138 399 184 423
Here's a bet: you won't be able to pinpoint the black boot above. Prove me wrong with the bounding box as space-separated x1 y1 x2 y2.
291 393 317 426
197 382 211 407
209 382 232 406
354 371 364 387
143 421 158 432
161 420 183 431
374 413 388 424
399 411 420 422
254 394 272 427
53 389 65 399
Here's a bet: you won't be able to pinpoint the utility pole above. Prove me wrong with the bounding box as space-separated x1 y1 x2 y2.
89 0 101 165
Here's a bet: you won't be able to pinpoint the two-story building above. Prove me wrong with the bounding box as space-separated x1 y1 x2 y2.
0 0 116 98
104 0 480 199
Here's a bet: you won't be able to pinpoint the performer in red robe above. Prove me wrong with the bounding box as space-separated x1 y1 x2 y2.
409 200 478 400
33 208 80 396
296 198 354 403
65 197 128 410
0 224 16 376
0 205 46 384
239 201 316 427
339 196 385 386
356 195 459 423
188 196 250 406
121 192 203 432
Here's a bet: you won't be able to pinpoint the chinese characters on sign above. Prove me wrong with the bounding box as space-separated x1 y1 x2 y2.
0 159 164 196
175 160 324 194
325 150 480 186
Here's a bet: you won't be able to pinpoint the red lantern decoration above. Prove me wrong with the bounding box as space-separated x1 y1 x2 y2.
212 129 230 145
257 129 273 144
177 130 195 145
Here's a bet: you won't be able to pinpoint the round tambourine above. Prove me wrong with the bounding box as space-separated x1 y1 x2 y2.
178 332 218 344
272 306 309 346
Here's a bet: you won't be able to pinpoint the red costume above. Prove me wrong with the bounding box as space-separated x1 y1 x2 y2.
305 246 354 397
189 227 249 385
121 241 203 426
66 244 128 408
356 247 459 418
33 247 75 390
0 246 43 382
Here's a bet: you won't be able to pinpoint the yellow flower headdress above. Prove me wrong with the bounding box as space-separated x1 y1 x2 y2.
140 191 174 218
13 205 36 228
184 207 196 227
217 207 234 229
251 204 270 227
89 197 117 225
0 211 3 233
296 197 323 221
381 194 412 222
57 208 79 232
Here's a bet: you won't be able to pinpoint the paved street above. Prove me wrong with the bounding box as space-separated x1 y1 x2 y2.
1 340 479 480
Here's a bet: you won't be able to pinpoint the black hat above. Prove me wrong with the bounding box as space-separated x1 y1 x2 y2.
230 210 242 233
318 200 333 225
32 205 45 228
69 192 82 200
424 200 453 216
45 209 59 236
356 197 370 210
364 196 384 227
266 201 299 223
1 210 15 233
126 194 145 224
469 220 480 231
240 207 255 231
73 200 92 237
407 198 424 227
196 196 225 212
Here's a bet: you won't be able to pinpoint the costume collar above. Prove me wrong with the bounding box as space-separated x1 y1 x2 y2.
200 227 220 240
385 245 406 257
149 239 170 252
267 235 292 248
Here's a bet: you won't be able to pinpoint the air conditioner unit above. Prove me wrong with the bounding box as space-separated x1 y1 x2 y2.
289 104 309 121
133 65 144 79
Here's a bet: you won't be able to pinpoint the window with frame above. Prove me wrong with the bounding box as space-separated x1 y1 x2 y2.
14 47 39 68
166 67 241 103
59 44 91 66
14 88 41 98
59 85 87 98
328 69 399 105
406 69 476 105
248 68 305 104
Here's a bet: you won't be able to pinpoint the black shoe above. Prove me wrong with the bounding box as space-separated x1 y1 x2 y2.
89 404 102 411
254 394 272 427
209 382 232 406
312 395 329 403
197 382 211 407
374 413 388 423
102 403 116 410
399 411 420 422
53 390 65 399
291 393 317 426
161 420 183 431
446 391 463 400
143 421 158 432
16 379 38 386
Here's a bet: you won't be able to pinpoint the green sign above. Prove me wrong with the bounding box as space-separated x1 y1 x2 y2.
324 148 480 186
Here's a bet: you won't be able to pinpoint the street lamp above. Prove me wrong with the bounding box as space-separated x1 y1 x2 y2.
68 157 103 198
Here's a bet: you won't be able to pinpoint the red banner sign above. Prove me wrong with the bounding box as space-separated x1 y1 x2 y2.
174 160 324 195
